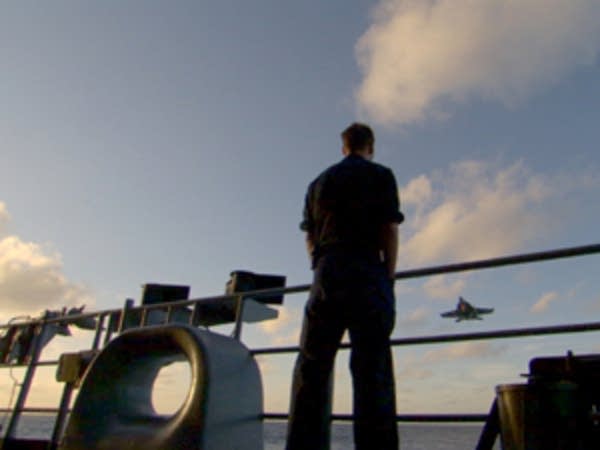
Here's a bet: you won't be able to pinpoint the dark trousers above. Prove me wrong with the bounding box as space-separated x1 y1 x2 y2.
286 251 398 450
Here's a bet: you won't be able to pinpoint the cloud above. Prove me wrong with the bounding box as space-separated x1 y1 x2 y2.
396 342 507 382
259 306 292 334
0 202 92 319
471 362 522 382
396 365 433 381
258 306 302 346
403 175 432 206
401 175 433 228
396 352 435 381
422 341 506 364
423 275 465 300
400 160 554 265
355 0 600 125
0 203 10 228
530 291 559 313
398 306 430 327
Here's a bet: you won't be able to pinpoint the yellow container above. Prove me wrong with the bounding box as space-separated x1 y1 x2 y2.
496 382 581 450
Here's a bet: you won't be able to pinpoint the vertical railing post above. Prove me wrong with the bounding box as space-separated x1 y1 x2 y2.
2 321 46 441
117 299 134 334
91 314 105 351
140 307 149 327
232 295 245 341
49 381 74 450
189 302 200 327
165 306 174 324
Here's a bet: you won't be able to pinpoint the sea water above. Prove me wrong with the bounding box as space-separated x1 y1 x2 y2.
6 415 500 449
264 421 500 450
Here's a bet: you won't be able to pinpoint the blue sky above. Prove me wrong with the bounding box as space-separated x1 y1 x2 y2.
2 1 600 416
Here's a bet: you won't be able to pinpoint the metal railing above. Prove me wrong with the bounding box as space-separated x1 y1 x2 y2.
1 243 600 442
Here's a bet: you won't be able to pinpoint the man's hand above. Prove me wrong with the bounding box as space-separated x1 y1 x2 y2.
381 222 399 279
305 233 315 262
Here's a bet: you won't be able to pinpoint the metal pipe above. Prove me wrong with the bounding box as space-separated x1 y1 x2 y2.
232 295 245 341
262 412 489 422
117 299 134 334
251 320 600 355
91 314 105 351
189 302 200 327
387 321 600 347
165 306 174 324
49 382 74 450
0 407 61 414
140 308 148 327
2 323 46 439
0 360 58 368
393 243 600 281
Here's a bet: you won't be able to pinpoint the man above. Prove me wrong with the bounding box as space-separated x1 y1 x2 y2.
286 123 404 449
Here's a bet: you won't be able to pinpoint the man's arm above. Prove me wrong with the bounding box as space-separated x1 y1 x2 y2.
305 232 315 261
381 222 399 279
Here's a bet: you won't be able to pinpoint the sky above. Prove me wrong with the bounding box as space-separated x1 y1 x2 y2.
2 0 600 420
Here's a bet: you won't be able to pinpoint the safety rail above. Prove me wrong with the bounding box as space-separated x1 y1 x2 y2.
1 243 600 443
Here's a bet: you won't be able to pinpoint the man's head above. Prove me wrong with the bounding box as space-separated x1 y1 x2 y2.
341 122 375 159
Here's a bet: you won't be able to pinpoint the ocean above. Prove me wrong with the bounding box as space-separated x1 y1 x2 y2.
264 421 500 450
6 414 500 449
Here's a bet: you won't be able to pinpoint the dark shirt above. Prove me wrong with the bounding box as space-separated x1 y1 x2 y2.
301 154 404 257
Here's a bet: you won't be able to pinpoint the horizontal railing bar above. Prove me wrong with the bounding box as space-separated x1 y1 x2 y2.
23 321 599 366
0 407 60 414
251 320 600 355
388 321 600 347
394 243 600 280
262 413 488 423
0 408 486 423
0 360 59 369
2 243 598 331
1 408 488 423
33 360 59 367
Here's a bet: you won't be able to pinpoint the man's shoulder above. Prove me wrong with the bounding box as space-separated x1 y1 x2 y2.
308 156 395 190
350 157 396 181
309 159 343 185
366 159 394 175
328 156 393 174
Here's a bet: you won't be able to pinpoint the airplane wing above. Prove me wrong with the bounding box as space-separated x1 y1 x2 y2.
475 307 494 315
440 311 459 318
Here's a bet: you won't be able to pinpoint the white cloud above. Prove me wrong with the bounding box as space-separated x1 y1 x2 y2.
0 203 92 319
0 203 10 229
402 174 432 207
259 306 292 334
401 175 433 227
422 341 506 364
257 306 302 346
471 362 522 382
423 275 465 300
355 0 600 126
396 342 507 382
398 306 430 327
396 365 433 381
396 352 435 381
400 160 554 265
530 291 559 313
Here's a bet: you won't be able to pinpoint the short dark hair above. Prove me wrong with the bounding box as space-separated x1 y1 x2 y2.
341 122 375 153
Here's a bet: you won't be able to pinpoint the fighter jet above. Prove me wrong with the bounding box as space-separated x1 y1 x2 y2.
440 297 494 322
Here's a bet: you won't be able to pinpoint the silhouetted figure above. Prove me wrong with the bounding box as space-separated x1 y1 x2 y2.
287 123 404 449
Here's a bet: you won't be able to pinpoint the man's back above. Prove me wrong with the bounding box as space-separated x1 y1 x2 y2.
302 154 402 255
